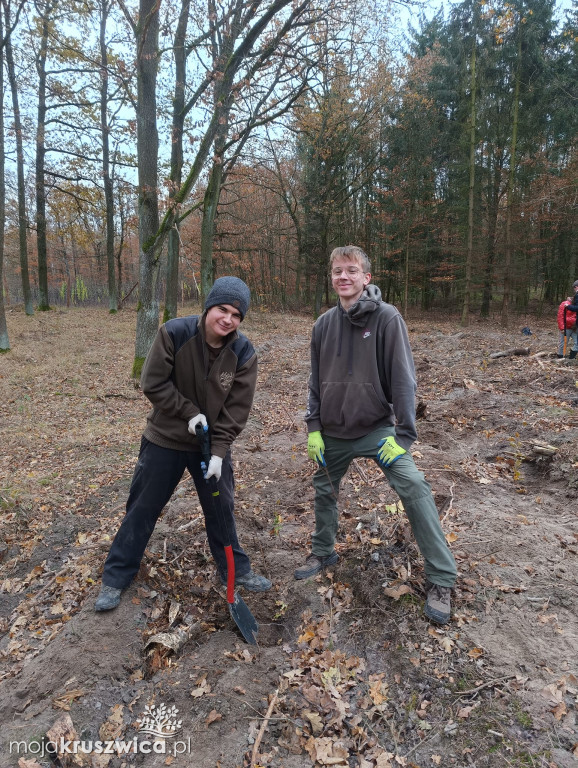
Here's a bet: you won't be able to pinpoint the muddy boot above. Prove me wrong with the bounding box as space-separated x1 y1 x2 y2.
570 350 578 359
424 582 452 625
294 552 339 580
95 584 122 612
220 569 272 592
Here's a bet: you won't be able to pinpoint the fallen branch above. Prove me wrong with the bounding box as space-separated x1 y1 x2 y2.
120 281 138 305
455 675 517 698
488 347 530 359
250 688 279 767
102 393 140 400
440 483 455 524
352 458 369 482
176 519 197 532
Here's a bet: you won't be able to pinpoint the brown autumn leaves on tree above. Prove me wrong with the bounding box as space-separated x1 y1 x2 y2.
0 0 576 358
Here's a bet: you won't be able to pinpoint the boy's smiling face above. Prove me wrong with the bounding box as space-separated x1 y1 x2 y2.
331 256 371 309
204 304 242 346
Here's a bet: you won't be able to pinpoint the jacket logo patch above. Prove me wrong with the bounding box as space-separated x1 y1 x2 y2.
362 329 371 339
220 371 234 390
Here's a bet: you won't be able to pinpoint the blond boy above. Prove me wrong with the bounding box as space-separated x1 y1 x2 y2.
297 246 456 624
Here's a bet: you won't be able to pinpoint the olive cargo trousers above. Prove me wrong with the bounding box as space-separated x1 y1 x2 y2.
312 427 457 587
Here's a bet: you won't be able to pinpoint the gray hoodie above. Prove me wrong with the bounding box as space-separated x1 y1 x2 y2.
305 285 417 449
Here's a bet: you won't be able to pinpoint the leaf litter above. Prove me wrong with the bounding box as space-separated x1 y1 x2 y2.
0 307 576 767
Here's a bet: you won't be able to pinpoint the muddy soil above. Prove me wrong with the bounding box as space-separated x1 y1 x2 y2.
0 306 576 768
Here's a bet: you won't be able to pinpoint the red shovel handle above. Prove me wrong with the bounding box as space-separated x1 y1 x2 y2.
224 545 235 604
196 424 237 606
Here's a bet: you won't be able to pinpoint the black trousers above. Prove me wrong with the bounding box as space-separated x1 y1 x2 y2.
102 437 250 589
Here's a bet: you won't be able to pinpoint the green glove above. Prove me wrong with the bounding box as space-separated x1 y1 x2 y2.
307 431 326 466
377 436 406 469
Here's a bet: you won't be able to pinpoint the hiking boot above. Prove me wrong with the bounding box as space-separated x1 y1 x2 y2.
424 582 452 625
570 350 578 360
220 570 272 592
294 552 339 580
95 584 122 612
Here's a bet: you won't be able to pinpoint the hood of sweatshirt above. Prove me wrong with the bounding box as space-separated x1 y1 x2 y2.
335 284 383 375
342 284 382 327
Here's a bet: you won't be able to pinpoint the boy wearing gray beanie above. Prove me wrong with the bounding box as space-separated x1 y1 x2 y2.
95 276 271 613
204 276 251 319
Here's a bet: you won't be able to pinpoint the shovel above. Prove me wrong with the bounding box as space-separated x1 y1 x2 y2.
563 305 568 357
195 424 258 645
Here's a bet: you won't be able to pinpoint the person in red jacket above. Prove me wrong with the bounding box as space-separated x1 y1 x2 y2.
557 281 578 358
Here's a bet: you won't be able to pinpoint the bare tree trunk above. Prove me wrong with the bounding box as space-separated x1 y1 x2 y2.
99 0 117 313
35 0 54 312
200 159 224 298
3 0 33 316
200 97 229 299
461 21 477 327
403 220 410 318
0 7 10 350
480 156 500 317
501 26 521 329
121 0 161 376
164 0 190 321
115 181 126 302
199 0 236 300
267 134 304 302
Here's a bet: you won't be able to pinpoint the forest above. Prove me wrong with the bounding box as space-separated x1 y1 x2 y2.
0 0 576 364
1 3 578 767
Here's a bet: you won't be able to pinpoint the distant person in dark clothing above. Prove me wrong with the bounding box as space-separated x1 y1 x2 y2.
95 277 271 612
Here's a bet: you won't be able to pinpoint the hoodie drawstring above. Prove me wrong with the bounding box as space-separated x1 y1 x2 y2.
337 309 354 375
348 325 354 376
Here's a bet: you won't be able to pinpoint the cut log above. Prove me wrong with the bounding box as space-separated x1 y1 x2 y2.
489 347 531 359
502 443 558 462
532 443 557 456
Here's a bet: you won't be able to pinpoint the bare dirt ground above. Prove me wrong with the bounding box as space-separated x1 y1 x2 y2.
0 305 576 768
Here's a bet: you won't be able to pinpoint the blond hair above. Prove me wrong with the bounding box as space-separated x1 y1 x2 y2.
329 245 371 273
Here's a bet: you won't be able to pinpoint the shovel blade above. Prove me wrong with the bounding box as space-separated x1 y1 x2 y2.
229 592 258 645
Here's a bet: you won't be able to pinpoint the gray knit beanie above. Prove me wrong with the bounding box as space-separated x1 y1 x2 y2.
204 276 250 319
